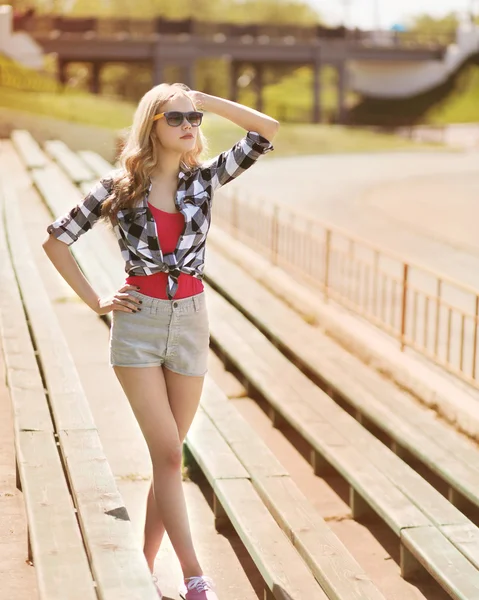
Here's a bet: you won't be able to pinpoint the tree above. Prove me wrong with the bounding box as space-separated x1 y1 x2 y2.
408 12 458 35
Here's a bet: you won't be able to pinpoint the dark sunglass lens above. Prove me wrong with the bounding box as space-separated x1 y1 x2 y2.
188 112 202 126
166 112 183 126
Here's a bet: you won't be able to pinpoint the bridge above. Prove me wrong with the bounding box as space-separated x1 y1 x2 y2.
11 11 452 123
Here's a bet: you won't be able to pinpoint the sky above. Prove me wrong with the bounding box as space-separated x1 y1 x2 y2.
308 0 479 30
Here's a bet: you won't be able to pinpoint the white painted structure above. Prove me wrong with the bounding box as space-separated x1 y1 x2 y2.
0 4 44 69
349 19 479 99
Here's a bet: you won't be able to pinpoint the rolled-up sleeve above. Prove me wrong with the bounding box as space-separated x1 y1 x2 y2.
204 130 274 193
46 176 113 246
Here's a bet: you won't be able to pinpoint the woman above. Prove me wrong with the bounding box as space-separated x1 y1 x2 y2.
43 82 279 599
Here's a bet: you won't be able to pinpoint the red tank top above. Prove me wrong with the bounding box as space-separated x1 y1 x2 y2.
125 202 204 299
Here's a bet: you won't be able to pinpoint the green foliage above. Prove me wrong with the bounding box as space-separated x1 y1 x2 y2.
349 59 479 126
0 84 444 155
427 63 479 124
237 65 359 123
0 54 65 93
407 12 459 34
23 0 321 23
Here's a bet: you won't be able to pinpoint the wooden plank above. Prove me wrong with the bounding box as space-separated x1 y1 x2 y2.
204 253 479 562
60 430 159 600
204 283 479 594
186 411 330 599
199 382 387 600
0 181 96 597
205 250 479 499
0 183 52 433
259 476 387 600
206 290 430 534
201 378 290 478
16 431 97 600
3 182 97 432
11 130 48 169
1 171 158 599
440 523 479 573
32 165 120 300
18 430 97 600
401 526 479 600
78 150 114 179
44 139 94 184
215 478 330 600
185 408 250 481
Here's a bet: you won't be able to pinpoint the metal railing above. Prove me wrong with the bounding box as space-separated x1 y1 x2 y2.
212 190 479 389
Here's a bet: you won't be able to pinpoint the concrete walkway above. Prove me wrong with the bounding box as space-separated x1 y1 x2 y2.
228 149 479 289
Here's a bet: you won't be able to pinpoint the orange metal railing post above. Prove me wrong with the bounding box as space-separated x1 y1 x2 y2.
271 205 279 265
324 229 331 301
473 296 479 380
400 263 409 351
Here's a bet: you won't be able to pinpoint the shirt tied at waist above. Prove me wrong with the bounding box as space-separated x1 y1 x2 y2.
163 253 183 300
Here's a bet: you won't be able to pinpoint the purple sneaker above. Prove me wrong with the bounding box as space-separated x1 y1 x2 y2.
152 573 163 598
179 575 218 599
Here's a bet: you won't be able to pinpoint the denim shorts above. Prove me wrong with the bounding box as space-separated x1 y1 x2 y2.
109 290 210 376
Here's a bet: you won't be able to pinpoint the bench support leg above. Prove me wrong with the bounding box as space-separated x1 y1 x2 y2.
448 487 470 512
182 444 199 477
390 441 411 461
269 406 286 429
263 587 275 600
213 494 232 532
16 458 22 491
400 543 421 580
350 488 373 520
27 527 33 564
310 450 335 476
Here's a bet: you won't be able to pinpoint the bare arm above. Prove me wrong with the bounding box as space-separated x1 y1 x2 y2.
192 91 280 141
42 234 102 312
42 174 140 314
42 235 140 314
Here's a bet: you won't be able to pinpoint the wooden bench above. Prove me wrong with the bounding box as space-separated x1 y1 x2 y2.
0 163 158 598
194 377 388 600
185 407 329 600
9 132 395 600
204 251 479 513
11 129 48 170
14 130 479 599
203 279 479 598
44 139 96 186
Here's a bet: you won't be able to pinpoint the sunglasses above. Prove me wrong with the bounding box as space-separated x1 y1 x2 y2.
152 111 203 127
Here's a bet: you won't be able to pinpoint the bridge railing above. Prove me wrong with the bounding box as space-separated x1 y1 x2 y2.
13 15 455 48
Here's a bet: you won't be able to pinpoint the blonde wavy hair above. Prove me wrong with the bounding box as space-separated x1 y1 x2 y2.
101 82 207 222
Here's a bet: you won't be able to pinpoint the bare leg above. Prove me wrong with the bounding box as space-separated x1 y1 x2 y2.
143 481 165 571
113 364 205 579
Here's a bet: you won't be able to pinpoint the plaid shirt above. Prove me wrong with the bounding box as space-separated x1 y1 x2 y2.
46 130 274 299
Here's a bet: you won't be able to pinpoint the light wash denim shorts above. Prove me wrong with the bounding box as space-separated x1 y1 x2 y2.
109 290 210 376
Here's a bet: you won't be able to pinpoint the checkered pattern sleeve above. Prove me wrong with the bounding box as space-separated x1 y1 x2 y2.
204 130 274 193
46 176 113 246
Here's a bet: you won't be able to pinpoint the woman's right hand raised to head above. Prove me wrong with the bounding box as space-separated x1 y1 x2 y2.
95 284 143 315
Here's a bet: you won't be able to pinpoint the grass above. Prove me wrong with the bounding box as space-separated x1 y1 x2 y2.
350 60 479 127
0 86 136 129
0 84 446 156
427 64 479 124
